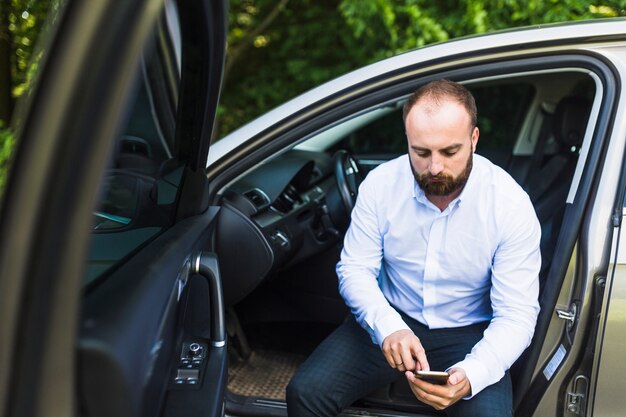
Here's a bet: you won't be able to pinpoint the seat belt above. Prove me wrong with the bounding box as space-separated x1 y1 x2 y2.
525 109 553 198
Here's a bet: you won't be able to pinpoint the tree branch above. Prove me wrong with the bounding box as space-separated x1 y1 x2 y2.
223 0 289 86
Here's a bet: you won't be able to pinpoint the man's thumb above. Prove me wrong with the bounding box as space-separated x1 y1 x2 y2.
448 370 461 385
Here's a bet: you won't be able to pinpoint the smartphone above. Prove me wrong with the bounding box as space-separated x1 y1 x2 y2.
413 370 450 385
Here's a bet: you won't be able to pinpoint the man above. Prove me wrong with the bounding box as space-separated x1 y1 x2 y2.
287 79 541 416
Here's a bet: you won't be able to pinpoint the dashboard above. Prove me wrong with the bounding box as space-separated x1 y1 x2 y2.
214 150 349 305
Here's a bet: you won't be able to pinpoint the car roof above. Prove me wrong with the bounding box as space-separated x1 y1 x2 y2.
208 18 626 168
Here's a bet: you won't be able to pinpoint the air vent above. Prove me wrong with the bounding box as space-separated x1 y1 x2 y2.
243 189 269 208
272 185 302 214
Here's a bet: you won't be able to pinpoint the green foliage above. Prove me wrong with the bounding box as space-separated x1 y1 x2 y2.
6 0 60 97
341 0 626 58
0 121 14 198
218 0 367 137
340 0 626 51
0 0 61 201
339 0 450 55
219 0 626 137
2 0 626 146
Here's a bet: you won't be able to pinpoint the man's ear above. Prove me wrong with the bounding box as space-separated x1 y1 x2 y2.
471 126 479 153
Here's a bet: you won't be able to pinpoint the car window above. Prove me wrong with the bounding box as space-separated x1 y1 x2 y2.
472 82 535 163
85 7 183 286
340 82 535 166
341 107 406 156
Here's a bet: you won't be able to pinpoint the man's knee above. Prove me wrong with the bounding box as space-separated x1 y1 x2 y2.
286 369 338 416
285 372 307 405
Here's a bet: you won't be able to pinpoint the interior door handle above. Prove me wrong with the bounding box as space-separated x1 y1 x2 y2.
194 252 226 347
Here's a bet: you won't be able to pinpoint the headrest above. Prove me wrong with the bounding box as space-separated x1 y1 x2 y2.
552 96 592 148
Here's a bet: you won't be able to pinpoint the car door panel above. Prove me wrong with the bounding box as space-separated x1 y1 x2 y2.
161 254 228 417
79 208 225 417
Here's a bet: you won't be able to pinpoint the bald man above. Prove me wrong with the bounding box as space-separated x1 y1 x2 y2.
287 79 541 417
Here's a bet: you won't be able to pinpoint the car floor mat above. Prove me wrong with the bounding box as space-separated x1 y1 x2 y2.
227 349 306 400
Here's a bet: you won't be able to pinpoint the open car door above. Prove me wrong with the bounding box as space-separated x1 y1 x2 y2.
0 0 227 416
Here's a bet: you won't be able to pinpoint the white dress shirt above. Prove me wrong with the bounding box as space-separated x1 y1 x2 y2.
337 153 541 397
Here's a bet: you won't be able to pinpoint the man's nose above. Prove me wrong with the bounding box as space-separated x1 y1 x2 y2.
429 156 443 176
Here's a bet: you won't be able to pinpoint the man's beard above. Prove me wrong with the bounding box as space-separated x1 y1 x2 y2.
412 153 473 197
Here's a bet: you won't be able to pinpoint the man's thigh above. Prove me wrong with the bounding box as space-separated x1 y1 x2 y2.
287 317 402 415
289 315 512 416
401 314 488 371
404 318 513 417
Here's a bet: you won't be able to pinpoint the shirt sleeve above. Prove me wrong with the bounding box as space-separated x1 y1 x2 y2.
336 173 411 346
452 197 541 398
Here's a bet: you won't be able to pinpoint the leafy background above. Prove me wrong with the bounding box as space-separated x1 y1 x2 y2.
1 0 61 196
219 0 625 137
1 0 625 193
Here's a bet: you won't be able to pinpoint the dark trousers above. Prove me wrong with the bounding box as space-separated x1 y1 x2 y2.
286 315 512 417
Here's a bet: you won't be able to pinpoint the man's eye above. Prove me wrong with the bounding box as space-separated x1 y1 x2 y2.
442 150 458 157
416 152 429 157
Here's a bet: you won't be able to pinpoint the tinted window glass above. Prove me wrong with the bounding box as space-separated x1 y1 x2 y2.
85 10 183 285
472 83 535 167
345 108 406 156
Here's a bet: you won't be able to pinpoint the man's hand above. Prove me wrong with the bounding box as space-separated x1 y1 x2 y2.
381 329 429 372
405 367 471 410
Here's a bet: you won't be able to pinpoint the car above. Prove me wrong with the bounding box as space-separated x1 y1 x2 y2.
1 0 626 416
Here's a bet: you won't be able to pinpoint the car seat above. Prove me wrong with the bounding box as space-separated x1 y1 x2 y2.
528 96 591 283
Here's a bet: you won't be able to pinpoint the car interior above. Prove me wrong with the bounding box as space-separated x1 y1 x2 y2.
214 70 596 416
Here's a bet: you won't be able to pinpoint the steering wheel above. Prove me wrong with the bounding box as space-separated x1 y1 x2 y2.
333 150 364 214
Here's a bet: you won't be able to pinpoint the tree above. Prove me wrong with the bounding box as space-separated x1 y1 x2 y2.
1 0 58 120
218 0 373 137
0 1 14 123
339 0 626 58
2 0 625 195
0 0 60 198
217 0 626 137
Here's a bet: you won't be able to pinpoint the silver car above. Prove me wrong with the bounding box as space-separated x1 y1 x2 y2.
1 1 625 415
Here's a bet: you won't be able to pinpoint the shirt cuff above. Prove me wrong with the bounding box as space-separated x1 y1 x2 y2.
449 357 491 399
373 312 411 347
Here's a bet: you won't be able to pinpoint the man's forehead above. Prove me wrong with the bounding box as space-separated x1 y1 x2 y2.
410 96 463 116
417 102 441 118
405 97 473 135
